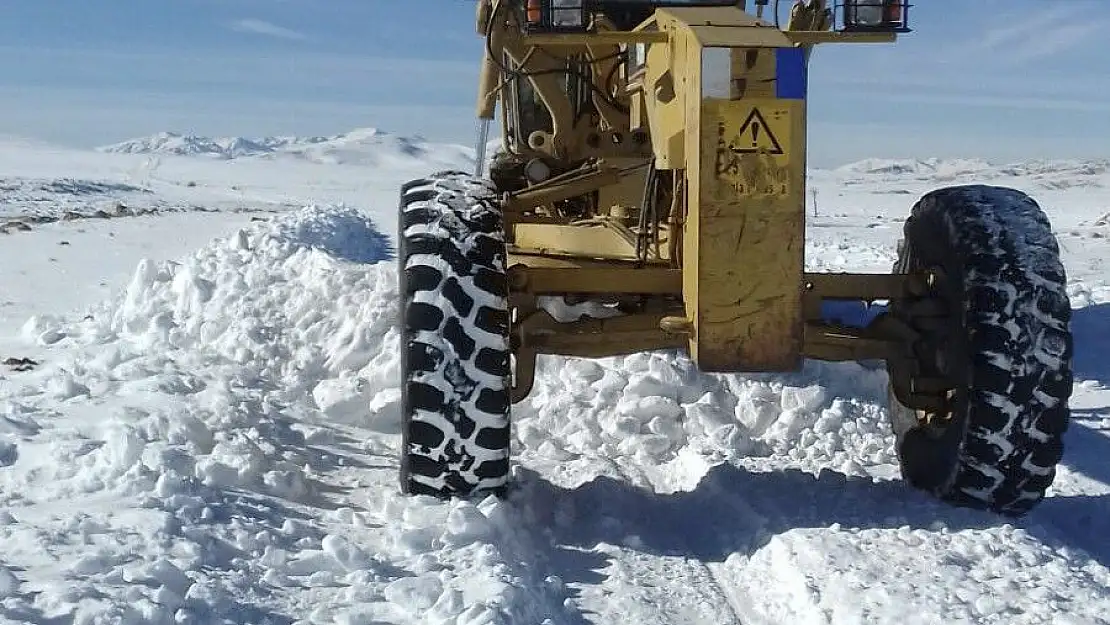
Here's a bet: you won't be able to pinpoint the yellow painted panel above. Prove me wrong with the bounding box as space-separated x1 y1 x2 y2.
656 6 793 47
688 26 794 48
727 48 778 99
680 34 705 366
712 99 794 197
513 224 637 259
692 98 805 372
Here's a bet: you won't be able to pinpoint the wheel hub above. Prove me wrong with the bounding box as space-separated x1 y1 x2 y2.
888 266 961 431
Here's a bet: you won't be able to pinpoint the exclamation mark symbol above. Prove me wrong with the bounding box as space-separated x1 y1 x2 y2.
751 121 761 149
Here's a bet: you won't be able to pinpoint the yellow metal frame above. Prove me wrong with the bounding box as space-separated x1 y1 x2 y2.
473 0 909 400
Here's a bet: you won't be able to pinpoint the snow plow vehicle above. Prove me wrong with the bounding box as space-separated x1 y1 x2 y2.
396 0 1073 517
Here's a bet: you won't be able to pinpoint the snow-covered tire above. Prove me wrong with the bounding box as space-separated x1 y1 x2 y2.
888 185 1073 517
397 171 511 498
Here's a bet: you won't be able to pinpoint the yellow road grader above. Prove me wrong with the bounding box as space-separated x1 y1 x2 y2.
397 0 1073 517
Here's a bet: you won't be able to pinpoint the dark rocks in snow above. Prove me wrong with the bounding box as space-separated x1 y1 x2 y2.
2 357 39 372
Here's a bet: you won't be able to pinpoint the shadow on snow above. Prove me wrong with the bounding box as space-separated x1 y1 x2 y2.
1071 302 1110 386
510 459 1110 600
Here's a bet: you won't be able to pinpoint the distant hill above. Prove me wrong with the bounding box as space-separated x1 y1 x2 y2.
97 128 479 169
829 157 1110 190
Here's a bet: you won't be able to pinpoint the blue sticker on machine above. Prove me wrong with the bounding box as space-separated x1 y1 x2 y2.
776 47 807 100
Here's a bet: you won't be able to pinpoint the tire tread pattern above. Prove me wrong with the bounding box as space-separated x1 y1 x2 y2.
894 184 1072 516
398 171 511 498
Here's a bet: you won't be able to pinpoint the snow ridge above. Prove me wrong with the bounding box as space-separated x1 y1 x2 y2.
1 200 1108 624
831 157 1110 191
2 205 582 624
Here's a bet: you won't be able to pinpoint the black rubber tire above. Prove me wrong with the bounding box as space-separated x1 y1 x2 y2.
397 171 512 498
888 184 1073 517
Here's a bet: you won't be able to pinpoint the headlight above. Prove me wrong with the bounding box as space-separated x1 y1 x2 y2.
849 2 884 27
551 0 584 28
841 0 910 32
525 0 586 31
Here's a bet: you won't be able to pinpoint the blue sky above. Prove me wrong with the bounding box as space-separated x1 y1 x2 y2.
0 0 1106 166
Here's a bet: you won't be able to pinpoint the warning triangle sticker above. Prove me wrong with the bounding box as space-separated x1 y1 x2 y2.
731 108 784 155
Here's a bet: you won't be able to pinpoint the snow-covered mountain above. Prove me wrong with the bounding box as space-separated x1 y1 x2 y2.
98 128 1110 195
97 131 284 159
830 156 1110 190
834 157 994 177
98 127 477 168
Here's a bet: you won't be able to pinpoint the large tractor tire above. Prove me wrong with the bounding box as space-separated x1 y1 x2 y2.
397 171 512 498
888 185 1073 517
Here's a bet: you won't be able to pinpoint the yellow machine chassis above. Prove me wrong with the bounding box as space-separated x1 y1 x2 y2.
475 2 917 402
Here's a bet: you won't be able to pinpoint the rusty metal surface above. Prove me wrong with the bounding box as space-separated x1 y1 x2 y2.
516 309 686 359
803 273 913 302
802 323 897 362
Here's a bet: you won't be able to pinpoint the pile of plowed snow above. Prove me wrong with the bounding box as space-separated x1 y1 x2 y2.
4 205 579 623
511 351 898 494
4 205 1108 624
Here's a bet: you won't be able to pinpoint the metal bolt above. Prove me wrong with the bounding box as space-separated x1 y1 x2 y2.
659 316 694 335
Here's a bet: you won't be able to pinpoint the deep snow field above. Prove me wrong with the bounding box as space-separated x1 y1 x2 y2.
0 130 1108 625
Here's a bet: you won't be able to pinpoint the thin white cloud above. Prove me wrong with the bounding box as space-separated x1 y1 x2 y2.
1007 20 1109 62
229 18 307 41
976 5 1075 51
964 5 1105 62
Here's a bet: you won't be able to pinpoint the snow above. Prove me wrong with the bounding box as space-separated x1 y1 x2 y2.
0 136 1108 624
98 127 477 169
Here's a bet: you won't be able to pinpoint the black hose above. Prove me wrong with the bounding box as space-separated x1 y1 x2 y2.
637 162 659 264
485 1 630 115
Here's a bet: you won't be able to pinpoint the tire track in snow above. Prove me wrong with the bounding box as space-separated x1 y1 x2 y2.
706 562 763 625
513 461 760 625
